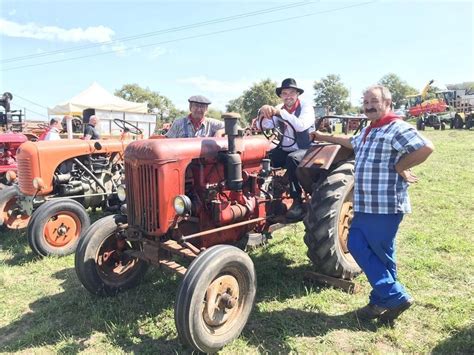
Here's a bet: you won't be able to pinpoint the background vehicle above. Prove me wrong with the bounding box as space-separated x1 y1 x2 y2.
0 119 142 257
0 92 43 189
75 114 362 353
406 81 474 130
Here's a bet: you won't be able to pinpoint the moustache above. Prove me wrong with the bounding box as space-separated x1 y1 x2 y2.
365 108 377 113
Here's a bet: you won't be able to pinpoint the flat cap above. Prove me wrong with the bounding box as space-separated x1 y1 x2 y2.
188 95 211 105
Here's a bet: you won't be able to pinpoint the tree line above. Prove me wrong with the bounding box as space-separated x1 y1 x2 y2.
115 75 474 126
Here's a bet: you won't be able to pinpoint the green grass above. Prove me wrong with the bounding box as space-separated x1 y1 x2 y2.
1 129 473 353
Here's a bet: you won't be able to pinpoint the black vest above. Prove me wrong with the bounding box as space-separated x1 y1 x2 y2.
282 104 313 149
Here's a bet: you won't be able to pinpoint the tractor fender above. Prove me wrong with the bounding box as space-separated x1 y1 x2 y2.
296 143 354 193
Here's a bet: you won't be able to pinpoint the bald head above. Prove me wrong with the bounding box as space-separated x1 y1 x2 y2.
89 115 99 126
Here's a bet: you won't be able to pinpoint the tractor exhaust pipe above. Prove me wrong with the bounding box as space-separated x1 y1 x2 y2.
223 113 243 191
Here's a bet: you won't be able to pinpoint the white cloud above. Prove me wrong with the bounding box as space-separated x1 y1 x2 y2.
8 10 16 16
0 18 114 43
99 41 141 57
148 47 167 60
176 76 251 110
178 76 248 94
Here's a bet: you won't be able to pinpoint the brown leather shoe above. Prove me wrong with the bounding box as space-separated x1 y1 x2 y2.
356 304 388 320
380 298 414 322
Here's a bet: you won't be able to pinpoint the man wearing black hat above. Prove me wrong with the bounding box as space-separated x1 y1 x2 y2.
165 95 225 138
258 78 315 220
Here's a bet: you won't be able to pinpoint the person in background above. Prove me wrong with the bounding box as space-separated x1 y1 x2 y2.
257 78 315 220
43 117 63 141
311 85 434 322
83 115 101 140
165 95 225 138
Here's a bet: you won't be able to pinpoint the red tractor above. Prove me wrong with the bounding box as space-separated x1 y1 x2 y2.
0 92 38 189
74 113 361 353
0 132 27 189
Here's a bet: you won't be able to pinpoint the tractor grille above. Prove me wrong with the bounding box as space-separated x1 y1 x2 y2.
17 156 35 195
126 162 160 233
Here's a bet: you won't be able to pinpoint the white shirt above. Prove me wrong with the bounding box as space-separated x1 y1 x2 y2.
44 127 61 141
258 99 315 151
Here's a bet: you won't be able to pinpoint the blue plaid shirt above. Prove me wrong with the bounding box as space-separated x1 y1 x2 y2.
350 120 428 214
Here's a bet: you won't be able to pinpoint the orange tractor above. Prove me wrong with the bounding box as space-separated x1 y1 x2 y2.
74 113 361 353
0 118 143 257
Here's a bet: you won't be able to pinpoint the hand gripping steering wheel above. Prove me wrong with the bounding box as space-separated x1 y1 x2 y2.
258 113 297 149
113 118 143 136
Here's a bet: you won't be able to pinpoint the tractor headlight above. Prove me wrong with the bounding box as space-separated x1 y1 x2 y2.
173 195 192 216
5 170 17 183
117 184 127 202
32 177 45 190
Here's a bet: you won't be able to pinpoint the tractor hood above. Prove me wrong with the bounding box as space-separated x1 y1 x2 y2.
124 135 271 166
16 139 129 195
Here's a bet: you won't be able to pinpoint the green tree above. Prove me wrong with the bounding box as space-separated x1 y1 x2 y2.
313 74 350 114
226 96 244 116
378 73 418 108
226 79 280 124
114 84 183 123
207 108 223 120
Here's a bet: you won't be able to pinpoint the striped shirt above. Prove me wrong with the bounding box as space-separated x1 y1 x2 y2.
165 116 224 138
350 120 428 214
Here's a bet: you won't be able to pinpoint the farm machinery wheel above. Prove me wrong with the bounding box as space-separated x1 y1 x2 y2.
175 245 256 353
303 161 361 280
74 214 148 296
27 199 90 256
0 186 30 230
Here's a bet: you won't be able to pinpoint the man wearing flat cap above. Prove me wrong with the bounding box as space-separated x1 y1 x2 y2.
258 78 315 220
165 95 225 138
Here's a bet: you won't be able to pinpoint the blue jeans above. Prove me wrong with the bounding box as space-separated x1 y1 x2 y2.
348 212 411 308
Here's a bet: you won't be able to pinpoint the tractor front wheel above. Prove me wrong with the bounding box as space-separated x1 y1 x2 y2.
175 245 256 353
0 186 30 230
27 199 90 256
303 161 361 279
74 214 148 296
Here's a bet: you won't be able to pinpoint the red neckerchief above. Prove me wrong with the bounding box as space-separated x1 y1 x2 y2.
282 99 300 114
188 114 204 131
363 112 400 143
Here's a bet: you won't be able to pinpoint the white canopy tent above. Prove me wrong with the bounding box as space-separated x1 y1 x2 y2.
47 82 148 115
48 82 157 137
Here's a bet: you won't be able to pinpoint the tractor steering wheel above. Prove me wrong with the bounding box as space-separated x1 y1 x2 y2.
113 118 143 136
259 113 297 149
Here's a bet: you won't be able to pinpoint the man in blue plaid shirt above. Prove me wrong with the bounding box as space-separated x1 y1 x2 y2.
311 85 434 322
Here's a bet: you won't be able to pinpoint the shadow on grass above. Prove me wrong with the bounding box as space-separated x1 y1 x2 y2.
0 267 189 353
0 242 366 353
431 325 474 354
244 308 378 353
0 228 39 266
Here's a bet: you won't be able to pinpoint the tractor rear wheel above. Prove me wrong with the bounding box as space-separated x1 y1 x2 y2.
303 161 361 280
175 245 256 353
0 186 30 230
27 199 90 256
75 214 148 296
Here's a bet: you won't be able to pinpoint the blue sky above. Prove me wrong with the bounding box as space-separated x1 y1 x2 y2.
1 0 472 120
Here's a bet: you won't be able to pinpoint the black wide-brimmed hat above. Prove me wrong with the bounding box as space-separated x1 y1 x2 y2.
188 95 211 105
275 78 304 96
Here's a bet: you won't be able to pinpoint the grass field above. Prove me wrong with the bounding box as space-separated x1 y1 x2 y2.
0 129 473 354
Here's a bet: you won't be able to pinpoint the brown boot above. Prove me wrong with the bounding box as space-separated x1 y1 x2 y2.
380 298 414 322
356 303 388 320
